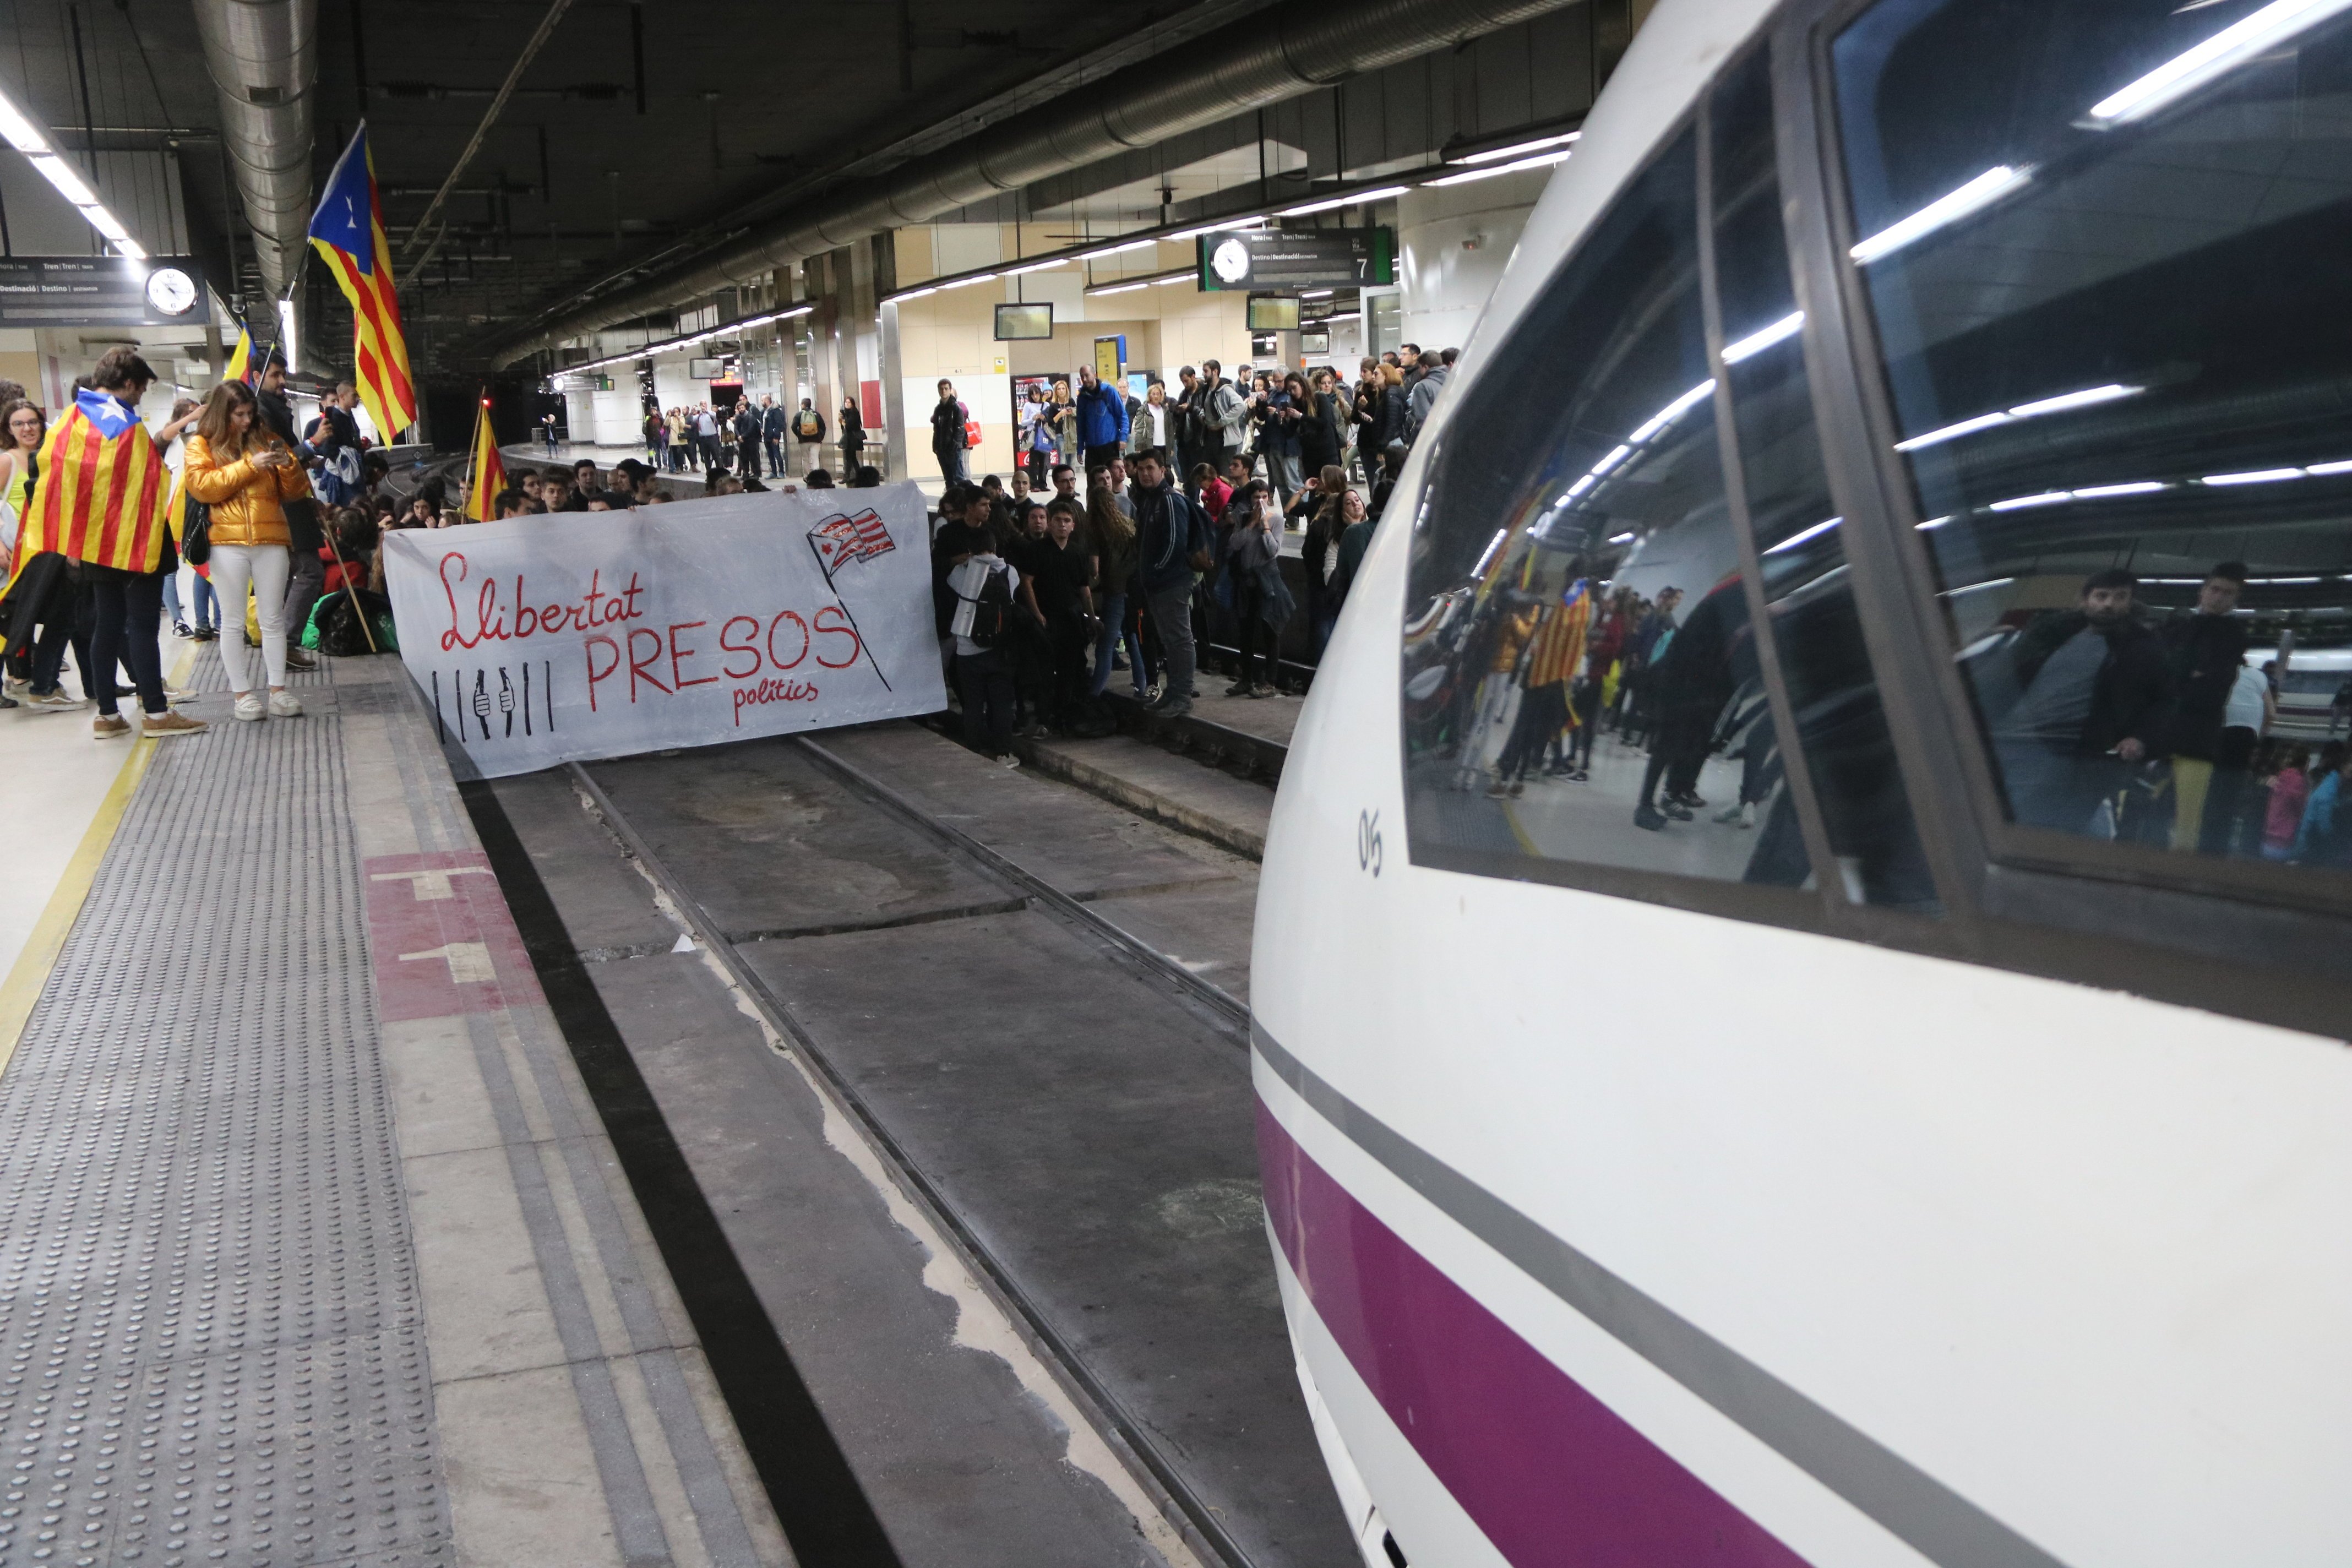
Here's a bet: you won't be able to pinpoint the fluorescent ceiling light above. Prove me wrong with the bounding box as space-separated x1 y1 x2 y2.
1589 443 1634 476
2304 458 2352 474
2086 0 2352 124
1915 515 1952 530
1453 130 1582 165
1420 151 1571 188
1086 281 1150 297
0 88 49 153
2070 480 2168 498
1302 289 1332 298
1722 311 1804 364
1079 238 1158 261
1155 275 1191 286
1989 491 2072 511
1006 258 1069 275
1562 475 1597 500
1941 577 2017 597
85 207 129 241
1850 165 2032 264
116 239 146 260
2253 575 2323 584
1608 531 1636 543
1629 379 1716 444
1765 516 1842 554
1323 311 1361 320
2008 383 2141 418
1894 383 2142 451
941 273 997 288
1278 186 1409 217
2202 466 2305 485
1166 216 1267 242
30 154 99 208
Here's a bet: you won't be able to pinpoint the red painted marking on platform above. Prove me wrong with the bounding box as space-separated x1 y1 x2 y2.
364 850 545 1022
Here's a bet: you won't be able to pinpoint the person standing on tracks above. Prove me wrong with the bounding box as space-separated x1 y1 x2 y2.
1130 451 1211 720
186 377 314 722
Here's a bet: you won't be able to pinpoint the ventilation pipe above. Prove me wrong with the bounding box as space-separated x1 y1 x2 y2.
194 0 319 300
491 0 1579 363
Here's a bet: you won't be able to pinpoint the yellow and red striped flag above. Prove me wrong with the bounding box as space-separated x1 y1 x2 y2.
2 389 169 595
224 322 254 385
307 125 417 443
465 396 506 521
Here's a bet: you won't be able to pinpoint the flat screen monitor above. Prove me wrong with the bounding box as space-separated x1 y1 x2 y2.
1247 295 1299 331
1299 329 1332 354
995 303 1054 340
688 356 723 379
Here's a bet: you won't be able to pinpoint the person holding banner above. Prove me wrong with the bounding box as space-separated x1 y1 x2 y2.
185 380 312 721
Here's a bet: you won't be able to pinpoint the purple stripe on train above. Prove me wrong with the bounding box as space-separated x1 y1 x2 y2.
1257 1102 1814 1567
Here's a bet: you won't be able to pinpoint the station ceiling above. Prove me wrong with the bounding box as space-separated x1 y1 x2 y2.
6 0 1280 372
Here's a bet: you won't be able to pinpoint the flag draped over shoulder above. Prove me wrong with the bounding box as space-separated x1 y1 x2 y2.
465 400 505 521
308 124 417 443
3 389 169 593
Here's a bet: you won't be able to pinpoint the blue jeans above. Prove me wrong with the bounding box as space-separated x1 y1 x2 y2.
163 570 217 630
1091 591 1144 696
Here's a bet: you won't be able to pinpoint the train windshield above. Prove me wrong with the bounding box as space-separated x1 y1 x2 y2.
1835 0 2352 869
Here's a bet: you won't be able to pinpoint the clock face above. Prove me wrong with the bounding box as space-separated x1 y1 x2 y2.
1211 237 1251 285
145 267 197 317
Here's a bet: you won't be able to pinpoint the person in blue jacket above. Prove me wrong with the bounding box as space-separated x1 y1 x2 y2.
1074 364 1129 469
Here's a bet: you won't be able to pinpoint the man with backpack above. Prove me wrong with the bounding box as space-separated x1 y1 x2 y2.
1130 451 1212 717
791 398 826 477
1194 359 1250 472
943 491 1022 765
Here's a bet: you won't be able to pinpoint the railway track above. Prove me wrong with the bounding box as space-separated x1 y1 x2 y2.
548 727 1339 1568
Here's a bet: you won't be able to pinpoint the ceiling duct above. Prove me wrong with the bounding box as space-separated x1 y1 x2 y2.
492 0 1578 363
193 0 319 299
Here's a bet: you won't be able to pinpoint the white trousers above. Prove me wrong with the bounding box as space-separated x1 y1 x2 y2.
210 543 290 693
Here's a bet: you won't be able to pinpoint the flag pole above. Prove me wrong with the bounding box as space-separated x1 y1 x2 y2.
804 531 892 692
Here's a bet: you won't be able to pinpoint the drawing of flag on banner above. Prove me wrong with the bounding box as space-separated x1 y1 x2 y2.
805 509 895 581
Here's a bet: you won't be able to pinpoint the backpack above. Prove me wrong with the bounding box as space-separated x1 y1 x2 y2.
961 564 1014 650
795 410 821 438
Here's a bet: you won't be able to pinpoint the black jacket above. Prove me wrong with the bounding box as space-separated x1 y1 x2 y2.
2011 611 2173 756
930 398 968 451
2159 611 2250 761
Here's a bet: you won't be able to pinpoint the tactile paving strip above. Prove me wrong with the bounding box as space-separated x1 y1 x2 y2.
0 662 449 1567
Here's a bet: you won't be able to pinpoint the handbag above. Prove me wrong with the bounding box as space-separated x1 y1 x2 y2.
181 492 212 567
964 417 983 449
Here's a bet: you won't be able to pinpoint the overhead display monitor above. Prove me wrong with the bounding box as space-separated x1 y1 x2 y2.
1199 228 1395 292
1299 329 1332 354
688 356 723 379
995 303 1054 340
1248 295 1300 332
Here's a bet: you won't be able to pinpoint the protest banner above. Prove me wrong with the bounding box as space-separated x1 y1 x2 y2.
380 483 945 778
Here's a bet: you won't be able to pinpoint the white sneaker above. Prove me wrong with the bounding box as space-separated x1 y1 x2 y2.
233 692 265 722
266 690 303 718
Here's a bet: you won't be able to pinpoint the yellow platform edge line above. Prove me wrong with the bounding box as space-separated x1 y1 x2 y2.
0 641 198 1079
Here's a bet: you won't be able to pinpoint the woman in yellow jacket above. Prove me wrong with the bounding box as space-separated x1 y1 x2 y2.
184 379 311 720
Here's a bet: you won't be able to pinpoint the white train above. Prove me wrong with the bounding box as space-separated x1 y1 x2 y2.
1255 1 2352 1565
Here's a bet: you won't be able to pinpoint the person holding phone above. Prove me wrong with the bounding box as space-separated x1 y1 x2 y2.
184 378 312 721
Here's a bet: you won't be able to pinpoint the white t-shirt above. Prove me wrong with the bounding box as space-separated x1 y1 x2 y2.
949 554 1019 657
2224 663 2268 732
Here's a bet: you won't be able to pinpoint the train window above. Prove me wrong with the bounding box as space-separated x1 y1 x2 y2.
1832 0 2352 876
1401 127 1812 895
1708 47 1937 909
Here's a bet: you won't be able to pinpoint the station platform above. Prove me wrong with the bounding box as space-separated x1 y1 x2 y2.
0 650 788 1568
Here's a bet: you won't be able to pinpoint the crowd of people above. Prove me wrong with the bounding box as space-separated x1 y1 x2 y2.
1003 345 1456 512
0 349 395 736
927 441 1388 763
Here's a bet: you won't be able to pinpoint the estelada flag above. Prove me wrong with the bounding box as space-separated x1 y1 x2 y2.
464 398 505 522
307 124 417 442
224 323 254 385
2 388 170 596
806 509 895 580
